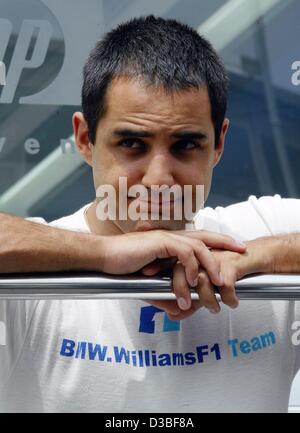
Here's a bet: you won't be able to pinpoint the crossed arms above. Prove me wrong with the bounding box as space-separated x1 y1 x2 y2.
0 211 299 320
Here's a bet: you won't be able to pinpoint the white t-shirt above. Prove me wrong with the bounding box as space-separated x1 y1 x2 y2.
1 195 300 413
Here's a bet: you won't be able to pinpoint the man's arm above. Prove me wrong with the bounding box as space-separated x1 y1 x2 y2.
213 232 300 282
265 233 300 274
0 212 244 284
0 212 109 273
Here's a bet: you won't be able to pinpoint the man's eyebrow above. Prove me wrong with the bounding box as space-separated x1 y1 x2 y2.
171 131 207 140
113 129 154 138
112 128 207 140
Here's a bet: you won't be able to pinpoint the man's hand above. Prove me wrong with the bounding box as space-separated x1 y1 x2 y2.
99 230 246 290
134 231 245 318
160 236 274 320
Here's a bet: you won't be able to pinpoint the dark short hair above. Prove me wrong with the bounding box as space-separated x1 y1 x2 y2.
82 15 229 146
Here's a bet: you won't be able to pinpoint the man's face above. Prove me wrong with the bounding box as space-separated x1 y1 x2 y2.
75 76 228 233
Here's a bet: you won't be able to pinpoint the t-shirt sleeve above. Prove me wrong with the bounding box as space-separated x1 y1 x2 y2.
0 210 89 387
194 195 300 241
0 300 39 386
0 217 46 385
25 216 48 225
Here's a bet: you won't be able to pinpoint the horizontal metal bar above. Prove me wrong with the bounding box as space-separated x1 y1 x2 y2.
0 272 300 300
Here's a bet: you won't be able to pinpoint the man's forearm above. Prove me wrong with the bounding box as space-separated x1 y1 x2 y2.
0 212 103 273
270 233 300 274
242 233 300 276
0 212 250 283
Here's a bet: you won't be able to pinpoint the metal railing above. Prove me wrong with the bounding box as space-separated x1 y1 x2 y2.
0 272 300 300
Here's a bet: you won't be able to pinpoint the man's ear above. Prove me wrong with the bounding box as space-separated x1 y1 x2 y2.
72 112 93 167
213 118 229 167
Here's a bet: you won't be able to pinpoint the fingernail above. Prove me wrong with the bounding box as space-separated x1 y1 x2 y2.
177 297 190 310
218 272 224 285
236 240 246 248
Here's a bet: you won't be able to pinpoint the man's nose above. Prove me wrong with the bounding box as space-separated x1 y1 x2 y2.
141 154 175 188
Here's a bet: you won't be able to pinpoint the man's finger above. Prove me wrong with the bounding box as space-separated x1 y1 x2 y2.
175 230 246 252
165 238 200 287
218 270 239 308
196 270 220 314
172 233 223 287
172 262 192 310
163 233 220 287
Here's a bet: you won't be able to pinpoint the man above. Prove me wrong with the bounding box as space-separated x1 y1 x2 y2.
1 15 300 412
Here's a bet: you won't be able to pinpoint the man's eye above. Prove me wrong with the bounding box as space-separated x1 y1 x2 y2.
174 141 199 151
120 139 144 149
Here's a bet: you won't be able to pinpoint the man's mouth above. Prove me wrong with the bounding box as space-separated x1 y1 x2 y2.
136 199 179 205
129 197 182 210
